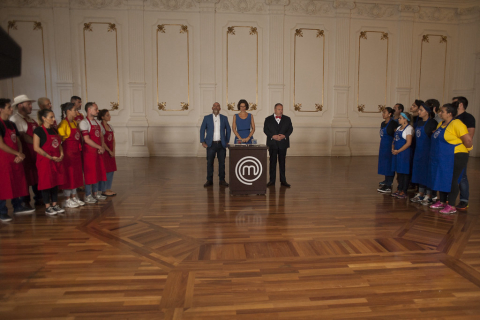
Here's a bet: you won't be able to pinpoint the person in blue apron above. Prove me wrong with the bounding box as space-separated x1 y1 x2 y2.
410 103 438 205
408 100 424 192
377 107 397 193
390 112 413 199
428 103 472 214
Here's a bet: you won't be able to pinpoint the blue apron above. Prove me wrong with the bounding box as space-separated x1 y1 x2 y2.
378 121 395 176
391 125 412 174
411 119 431 185
427 121 459 193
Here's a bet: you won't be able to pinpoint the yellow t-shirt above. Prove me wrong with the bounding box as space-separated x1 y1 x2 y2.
436 119 472 153
57 119 78 141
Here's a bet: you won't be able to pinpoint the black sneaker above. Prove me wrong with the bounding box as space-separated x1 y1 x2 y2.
13 206 35 214
455 201 469 211
45 207 57 216
379 181 386 186
51 205 65 213
377 185 392 193
0 214 12 222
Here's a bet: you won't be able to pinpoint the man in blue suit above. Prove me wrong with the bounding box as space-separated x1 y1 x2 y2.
200 102 231 187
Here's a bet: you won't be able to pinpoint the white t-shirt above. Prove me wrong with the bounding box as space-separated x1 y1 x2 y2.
79 118 102 136
396 125 414 140
10 112 37 133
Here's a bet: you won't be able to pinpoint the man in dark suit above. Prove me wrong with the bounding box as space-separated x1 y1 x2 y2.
263 103 293 187
200 102 231 187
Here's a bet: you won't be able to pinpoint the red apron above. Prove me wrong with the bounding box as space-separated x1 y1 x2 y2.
101 122 117 173
74 113 84 123
61 119 84 189
21 116 38 186
36 126 66 190
0 118 28 199
82 118 106 185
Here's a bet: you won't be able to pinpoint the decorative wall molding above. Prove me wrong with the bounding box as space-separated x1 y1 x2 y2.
293 28 325 113
83 22 120 111
0 0 52 7
287 0 333 16
418 34 448 103
7 20 48 98
156 24 190 112
333 0 355 10
217 0 265 13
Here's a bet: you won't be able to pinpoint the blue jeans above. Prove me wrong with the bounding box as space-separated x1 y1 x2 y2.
99 172 114 192
0 198 23 215
85 183 98 196
459 172 469 203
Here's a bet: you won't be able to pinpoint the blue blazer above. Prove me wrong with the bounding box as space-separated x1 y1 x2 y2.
200 114 231 148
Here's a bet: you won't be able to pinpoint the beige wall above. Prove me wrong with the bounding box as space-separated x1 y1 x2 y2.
1 0 479 157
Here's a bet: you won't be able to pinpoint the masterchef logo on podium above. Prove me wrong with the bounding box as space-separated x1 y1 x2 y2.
235 156 263 185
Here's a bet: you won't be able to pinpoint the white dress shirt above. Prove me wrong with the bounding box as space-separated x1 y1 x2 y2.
10 112 37 134
274 113 281 124
213 114 221 141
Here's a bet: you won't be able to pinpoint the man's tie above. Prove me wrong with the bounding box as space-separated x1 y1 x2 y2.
275 116 281 119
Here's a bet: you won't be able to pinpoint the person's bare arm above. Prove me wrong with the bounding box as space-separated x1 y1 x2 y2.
461 133 473 149
20 132 33 144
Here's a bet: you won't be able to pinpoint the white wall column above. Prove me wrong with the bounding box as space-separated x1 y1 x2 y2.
52 0 73 105
331 0 355 156
395 5 417 107
126 0 150 157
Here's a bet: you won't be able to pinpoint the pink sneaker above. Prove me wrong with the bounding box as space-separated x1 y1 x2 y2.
429 201 445 209
440 205 457 214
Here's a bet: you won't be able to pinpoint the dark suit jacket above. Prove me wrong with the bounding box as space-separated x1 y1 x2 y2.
263 114 293 149
200 114 231 148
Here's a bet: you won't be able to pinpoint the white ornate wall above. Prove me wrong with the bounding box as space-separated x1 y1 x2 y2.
1 0 479 157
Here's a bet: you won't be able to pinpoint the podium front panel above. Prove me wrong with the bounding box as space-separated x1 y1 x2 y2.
229 146 267 195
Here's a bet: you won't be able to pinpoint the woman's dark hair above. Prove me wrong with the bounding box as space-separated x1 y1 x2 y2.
442 103 458 118
237 99 249 111
37 108 53 125
85 102 95 113
418 104 432 119
395 103 404 112
414 99 424 108
0 98 11 109
61 102 76 121
98 109 110 121
384 107 394 118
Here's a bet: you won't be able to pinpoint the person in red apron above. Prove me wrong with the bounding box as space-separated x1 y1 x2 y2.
58 102 85 208
0 99 35 222
98 109 117 197
79 102 107 204
33 109 66 216
38 97 58 129
10 94 43 208
428 103 473 214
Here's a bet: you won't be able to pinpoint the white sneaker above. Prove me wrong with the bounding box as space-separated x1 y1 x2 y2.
421 196 432 206
72 196 85 206
85 195 98 204
65 199 80 208
96 194 107 200
410 193 422 203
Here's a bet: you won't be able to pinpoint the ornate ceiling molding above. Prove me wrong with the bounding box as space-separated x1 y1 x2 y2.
287 0 333 16
333 0 355 10
0 0 52 7
416 6 457 21
352 3 397 18
145 0 197 11
69 0 127 9
217 0 265 13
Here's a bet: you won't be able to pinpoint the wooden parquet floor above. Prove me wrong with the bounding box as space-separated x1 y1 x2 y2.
1 156 480 319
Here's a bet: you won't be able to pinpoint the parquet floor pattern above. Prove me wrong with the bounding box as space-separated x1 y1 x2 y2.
1 156 480 319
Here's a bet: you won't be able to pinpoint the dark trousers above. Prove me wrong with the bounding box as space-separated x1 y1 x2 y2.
0 198 23 215
207 142 226 181
459 153 469 202
42 186 59 205
440 153 469 204
397 173 410 193
22 184 42 204
269 147 287 183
